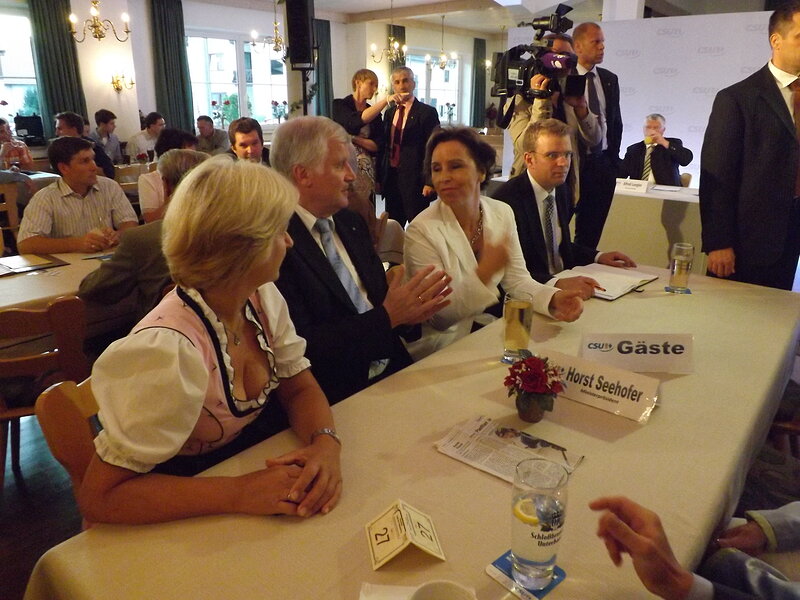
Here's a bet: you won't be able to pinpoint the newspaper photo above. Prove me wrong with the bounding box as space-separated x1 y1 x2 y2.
435 416 584 483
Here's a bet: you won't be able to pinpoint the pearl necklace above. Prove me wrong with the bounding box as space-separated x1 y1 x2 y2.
469 205 484 247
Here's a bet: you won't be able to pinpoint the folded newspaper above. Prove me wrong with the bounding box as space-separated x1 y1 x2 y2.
436 416 584 483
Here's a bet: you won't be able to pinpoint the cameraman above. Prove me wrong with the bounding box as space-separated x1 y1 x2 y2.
506 33 601 209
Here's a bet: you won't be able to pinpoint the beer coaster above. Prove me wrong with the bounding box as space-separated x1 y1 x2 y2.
485 550 566 599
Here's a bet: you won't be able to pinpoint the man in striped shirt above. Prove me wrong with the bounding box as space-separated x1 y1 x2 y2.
17 137 137 254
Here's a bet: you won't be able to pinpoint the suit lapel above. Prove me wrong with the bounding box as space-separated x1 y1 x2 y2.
514 176 549 267
757 66 796 139
286 214 357 311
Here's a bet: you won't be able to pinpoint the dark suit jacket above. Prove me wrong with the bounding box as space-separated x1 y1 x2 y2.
78 220 171 321
274 209 411 404
699 64 799 265
597 67 623 161
380 98 440 193
491 173 597 283
83 136 115 178
620 138 693 187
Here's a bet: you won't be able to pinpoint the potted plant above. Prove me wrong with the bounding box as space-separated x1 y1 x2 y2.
504 352 564 423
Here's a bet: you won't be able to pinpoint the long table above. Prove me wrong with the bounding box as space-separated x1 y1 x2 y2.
24 268 800 599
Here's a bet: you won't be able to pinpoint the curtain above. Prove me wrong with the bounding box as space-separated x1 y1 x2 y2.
313 19 332 117
28 0 87 138
470 38 487 128
388 24 406 71
151 0 194 132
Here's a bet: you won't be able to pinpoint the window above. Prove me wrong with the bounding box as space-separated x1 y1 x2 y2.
186 33 288 131
406 54 460 124
0 13 42 135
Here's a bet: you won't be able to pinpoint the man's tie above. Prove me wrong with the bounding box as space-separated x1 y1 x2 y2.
315 218 370 314
390 104 406 168
642 144 654 181
543 194 563 274
790 79 800 196
585 72 603 153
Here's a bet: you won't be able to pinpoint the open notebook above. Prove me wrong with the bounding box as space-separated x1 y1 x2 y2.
555 263 658 300
0 254 68 277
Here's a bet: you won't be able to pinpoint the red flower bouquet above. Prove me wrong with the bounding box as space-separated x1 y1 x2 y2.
504 355 564 421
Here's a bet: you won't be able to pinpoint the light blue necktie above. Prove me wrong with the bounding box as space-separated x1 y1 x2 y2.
315 218 370 314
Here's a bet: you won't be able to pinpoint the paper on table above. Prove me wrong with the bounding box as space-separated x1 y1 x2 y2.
1 254 52 268
555 263 658 300
359 583 416 600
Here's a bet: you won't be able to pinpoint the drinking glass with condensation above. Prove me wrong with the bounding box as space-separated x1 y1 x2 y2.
666 242 694 293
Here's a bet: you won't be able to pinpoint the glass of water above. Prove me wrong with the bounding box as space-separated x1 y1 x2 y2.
666 242 694 293
511 458 569 590
502 292 533 364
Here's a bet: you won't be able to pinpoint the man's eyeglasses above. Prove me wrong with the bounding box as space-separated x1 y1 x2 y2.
533 151 574 161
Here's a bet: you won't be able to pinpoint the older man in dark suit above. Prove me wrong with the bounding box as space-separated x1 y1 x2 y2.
620 114 693 187
380 66 440 226
492 119 634 300
271 116 451 404
700 2 800 290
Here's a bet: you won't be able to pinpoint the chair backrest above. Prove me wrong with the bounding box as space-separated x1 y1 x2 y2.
35 378 98 491
114 164 144 183
376 217 405 265
0 295 90 382
0 181 20 236
679 172 692 188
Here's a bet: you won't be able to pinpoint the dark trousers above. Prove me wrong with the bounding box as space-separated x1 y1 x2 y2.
383 167 429 227
575 151 617 248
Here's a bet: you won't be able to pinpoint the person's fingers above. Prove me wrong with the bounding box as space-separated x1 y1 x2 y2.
321 480 343 515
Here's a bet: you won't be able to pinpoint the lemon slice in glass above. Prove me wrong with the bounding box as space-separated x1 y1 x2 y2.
513 497 540 526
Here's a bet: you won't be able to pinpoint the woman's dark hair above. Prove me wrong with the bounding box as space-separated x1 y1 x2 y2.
155 128 198 157
423 126 496 188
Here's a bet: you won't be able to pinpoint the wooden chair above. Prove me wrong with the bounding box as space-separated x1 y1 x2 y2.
0 296 90 487
0 181 20 241
35 378 98 494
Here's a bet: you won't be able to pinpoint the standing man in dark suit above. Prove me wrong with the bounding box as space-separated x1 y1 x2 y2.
620 114 693 187
381 66 440 226
572 22 622 249
271 116 451 404
492 119 635 300
700 3 800 291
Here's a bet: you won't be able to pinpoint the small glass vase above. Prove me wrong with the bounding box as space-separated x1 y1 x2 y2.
515 391 555 423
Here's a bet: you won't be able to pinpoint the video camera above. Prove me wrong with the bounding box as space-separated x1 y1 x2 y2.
491 4 576 127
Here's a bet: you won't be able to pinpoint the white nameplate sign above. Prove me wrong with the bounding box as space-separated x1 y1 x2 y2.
580 334 694 374
615 178 651 194
540 349 659 424
365 500 446 570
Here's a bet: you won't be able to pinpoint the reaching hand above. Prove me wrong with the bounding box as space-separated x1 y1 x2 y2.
555 276 601 301
707 248 735 278
548 289 583 321
715 520 768 556
382 264 452 328
589 496 695 600
475 238 510 285
598 251 637 268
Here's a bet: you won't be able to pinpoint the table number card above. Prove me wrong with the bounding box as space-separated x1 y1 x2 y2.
539 349 659 424
580 333 694 374
365 500 446 570
615 177 651 194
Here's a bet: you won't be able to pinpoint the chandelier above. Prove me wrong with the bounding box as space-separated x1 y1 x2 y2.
426 16 457 70
250 0 285 53
68 0 130 43
370 0 407 64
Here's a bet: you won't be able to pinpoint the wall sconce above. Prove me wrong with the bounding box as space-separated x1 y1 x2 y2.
484 58 492 72
111 74 135 92
69 0 130 43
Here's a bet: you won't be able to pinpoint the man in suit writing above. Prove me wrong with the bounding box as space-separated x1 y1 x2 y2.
699 2 800 290
272 116 451 404
492 119 635 300
381 66 440 226
572 22 623 249
620 114 693 187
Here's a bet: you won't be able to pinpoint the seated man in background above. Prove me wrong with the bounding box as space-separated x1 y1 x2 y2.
493 119 635 300
54 111 114 178
620 114 693 187
196 115 230 155
591 495 800 599
227 117 270 165
17 137 137 254
0 117 33 170
88 109 123 164
271 116 450 404
127 111 165 160
138 128 198 223
79 149 208 320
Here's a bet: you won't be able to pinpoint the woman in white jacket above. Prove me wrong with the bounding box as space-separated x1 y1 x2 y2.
405 127 583 354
